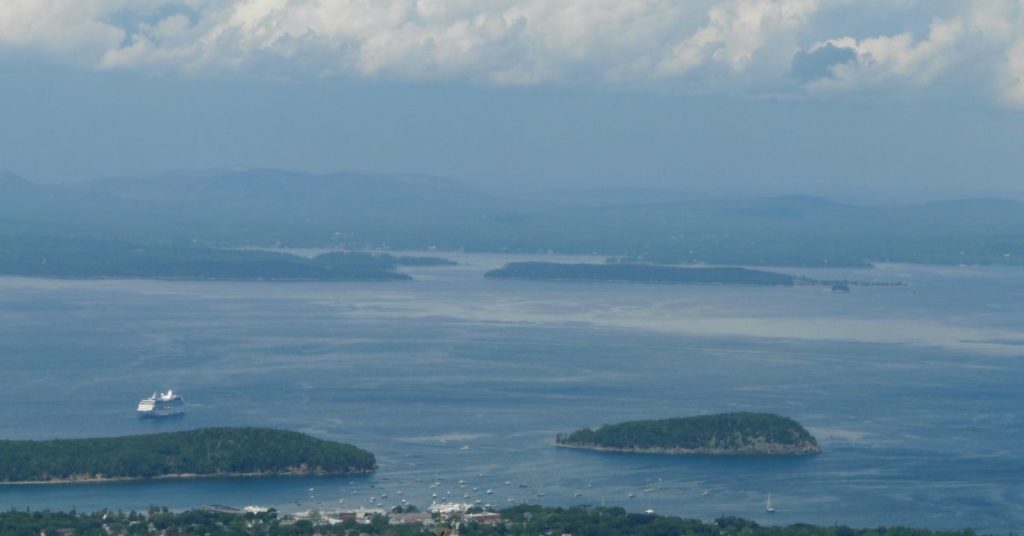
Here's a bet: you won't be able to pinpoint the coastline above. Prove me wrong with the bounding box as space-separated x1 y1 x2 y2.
554 442 821 456
0 274 411 282
485 275 795 287
0 467 376 486
486 274 903 288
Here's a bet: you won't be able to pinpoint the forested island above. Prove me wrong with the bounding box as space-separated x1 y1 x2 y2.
556 413 820 455
0 505 975 536
0 428 376 483
486 262 798 286
0 234 455 280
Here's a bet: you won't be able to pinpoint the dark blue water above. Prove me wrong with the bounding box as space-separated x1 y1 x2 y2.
0 256 1021 533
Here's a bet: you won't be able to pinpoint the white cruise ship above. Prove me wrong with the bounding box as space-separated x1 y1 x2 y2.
137 390 185 418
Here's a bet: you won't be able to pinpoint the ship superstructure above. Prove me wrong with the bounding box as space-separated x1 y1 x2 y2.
137 390 185 418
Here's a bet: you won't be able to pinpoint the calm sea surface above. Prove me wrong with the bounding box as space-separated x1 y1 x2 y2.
0 254 1021 533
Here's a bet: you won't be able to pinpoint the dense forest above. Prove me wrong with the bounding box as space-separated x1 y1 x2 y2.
557 413 820 455
0 505 978 536
0 428 376 482
486 262 798 286
0 234 454 280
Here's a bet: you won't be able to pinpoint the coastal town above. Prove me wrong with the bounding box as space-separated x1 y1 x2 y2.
204 500 502 533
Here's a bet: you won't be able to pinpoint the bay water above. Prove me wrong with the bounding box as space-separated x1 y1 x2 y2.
0 255 1021 533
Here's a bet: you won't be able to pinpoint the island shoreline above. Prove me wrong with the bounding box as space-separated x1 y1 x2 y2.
553 442 821 456
0 468 376 486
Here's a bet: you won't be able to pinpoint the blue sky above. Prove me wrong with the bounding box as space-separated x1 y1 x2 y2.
1 0 1022 200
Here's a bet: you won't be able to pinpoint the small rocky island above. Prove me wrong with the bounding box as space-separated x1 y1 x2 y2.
556 412 820 456
0 427 376 484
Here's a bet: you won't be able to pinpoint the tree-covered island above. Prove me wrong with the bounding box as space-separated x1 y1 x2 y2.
485 262 798 286
556 413 820 455
0 428 376 484
0 234 457 281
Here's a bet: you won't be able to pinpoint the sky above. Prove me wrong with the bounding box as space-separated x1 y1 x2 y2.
1 0 1023 200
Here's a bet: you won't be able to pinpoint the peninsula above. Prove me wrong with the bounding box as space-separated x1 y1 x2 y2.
556 413 820 455
0 235 463 281
0 427 376 484
485 262 798 286
0 236 422 281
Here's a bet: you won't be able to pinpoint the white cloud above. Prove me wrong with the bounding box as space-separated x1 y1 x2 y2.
0 0 128 60
1003 40 1024 106
968 0 1024 107
658 0 818 76
805 17 965 92
2 0 1024 108
1 0 815 84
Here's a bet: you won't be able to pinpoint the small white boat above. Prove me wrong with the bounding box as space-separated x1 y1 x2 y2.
766 494 776 513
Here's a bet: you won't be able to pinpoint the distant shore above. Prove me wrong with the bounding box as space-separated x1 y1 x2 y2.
0 467 374 486
486 262 798 286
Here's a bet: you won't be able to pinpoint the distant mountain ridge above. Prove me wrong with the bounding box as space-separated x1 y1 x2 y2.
0 169 29 187
3 169 1023 267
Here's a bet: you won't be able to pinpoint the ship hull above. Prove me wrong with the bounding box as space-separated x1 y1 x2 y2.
137 408 185 419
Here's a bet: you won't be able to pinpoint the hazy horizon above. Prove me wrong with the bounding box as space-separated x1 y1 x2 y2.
2 1 1024 203
5 155 1023 206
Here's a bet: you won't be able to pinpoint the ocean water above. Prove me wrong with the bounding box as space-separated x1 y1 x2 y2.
0 255 1021 533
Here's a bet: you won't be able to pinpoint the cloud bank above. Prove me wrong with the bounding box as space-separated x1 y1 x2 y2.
3 0 1024 107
